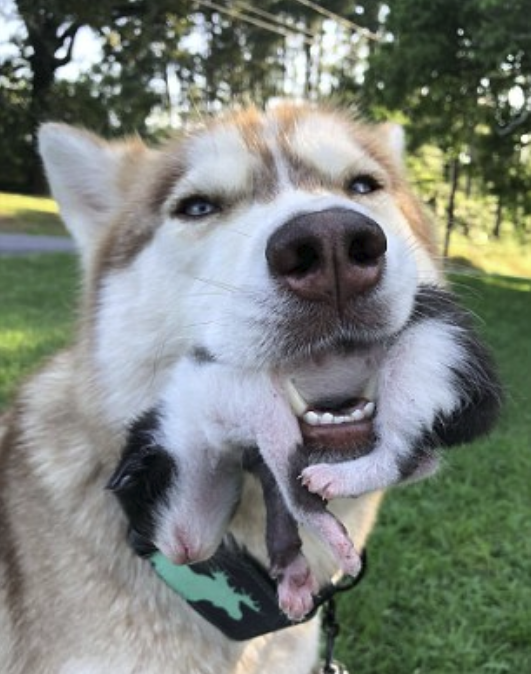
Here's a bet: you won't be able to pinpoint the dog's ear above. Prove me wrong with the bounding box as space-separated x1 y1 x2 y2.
380 122 406 165
38 123 147 266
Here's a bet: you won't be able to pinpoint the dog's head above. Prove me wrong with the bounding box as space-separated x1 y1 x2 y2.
39 103 441 440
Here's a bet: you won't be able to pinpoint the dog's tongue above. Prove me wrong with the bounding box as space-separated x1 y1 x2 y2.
301 421 374 454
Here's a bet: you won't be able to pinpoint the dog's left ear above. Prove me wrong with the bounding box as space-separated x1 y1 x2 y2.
38 124 147 267
380 122 406 164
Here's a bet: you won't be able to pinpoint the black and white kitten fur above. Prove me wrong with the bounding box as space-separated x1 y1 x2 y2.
108 286 501 620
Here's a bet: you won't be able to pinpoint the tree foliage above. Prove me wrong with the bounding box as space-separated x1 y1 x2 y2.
1 0 530 250
360 0 531 250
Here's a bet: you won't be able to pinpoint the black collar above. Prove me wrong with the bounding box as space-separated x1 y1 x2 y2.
149 535 366 641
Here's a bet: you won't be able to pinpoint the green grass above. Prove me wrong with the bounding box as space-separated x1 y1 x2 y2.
0 254 78 407
0 191 66 236
1 254 530 671
448 232 531 279
336 273 531 673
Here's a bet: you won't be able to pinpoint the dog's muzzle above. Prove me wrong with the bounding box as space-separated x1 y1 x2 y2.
263 208 388 452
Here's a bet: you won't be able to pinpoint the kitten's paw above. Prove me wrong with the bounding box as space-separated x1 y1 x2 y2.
276 555 319 622
301 463 349 500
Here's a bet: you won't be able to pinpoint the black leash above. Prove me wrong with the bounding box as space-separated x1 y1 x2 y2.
317 557 366 674
320 597 348 674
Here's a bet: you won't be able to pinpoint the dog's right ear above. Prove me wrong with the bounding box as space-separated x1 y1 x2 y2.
380 122 406 166
38 123 147 266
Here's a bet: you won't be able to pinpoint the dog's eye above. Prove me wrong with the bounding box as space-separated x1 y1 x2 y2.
347 175 382 195
173 197 220 218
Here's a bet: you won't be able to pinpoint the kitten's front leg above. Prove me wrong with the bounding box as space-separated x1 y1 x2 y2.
302 288 502 500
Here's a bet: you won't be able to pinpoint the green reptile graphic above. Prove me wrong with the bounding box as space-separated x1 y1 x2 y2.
151 552 261 620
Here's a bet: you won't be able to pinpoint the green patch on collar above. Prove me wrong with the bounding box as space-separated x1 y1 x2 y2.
151 551 261 621
149 538 303 640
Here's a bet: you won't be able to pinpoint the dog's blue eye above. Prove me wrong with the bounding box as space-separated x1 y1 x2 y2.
174 197 220 218
348 175 381 195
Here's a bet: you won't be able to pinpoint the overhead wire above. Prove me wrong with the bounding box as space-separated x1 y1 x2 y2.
194 0 379 45
289 0 381 42
192 0 369 71
194 0 315 46
232 0 315 40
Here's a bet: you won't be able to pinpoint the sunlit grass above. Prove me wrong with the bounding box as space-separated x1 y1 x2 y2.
0 191 66 236
448 231 531 279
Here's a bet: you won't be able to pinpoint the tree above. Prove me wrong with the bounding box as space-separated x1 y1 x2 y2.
2 0 370 192
1 0 192 191
361 0 531 254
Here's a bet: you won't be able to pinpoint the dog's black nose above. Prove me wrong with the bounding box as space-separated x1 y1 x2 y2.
266 208 387 313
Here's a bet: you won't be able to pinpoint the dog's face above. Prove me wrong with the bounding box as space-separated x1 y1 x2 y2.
39 103 441 446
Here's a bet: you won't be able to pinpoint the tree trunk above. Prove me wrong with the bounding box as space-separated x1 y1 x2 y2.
17 4 81 192
26 20 59 192
465 162 473 198
492 196 503 239
303 37 312 97
443 157 460 258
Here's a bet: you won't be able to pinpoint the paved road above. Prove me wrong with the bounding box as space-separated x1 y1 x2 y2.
0 233 75 255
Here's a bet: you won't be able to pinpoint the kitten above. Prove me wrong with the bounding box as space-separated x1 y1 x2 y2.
109 286 501 621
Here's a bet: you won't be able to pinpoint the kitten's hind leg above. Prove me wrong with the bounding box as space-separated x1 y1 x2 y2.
244 450 318 621
245 373 362 578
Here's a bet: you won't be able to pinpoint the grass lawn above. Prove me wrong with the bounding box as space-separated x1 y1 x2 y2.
0 254 78 407
448 231 531 279
337 273 531 673
0 191 67 236
1 253 530 672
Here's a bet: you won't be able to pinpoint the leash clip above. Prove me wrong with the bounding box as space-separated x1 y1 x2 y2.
318 598 350 674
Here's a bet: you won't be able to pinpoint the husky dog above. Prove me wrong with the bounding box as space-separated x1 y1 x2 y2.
0 103 500 674
109 285 499 622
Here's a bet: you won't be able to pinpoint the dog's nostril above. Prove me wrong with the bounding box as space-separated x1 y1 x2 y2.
266 231 322 280
292 243 320 276
348 229 387 266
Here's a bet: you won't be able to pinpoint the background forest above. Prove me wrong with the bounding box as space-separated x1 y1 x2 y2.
1 0 531 262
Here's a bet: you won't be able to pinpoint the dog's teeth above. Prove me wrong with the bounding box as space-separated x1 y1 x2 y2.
363 376 378 401
302 402 376 427
303 411 320 426
350 409 364 422
284 379 308 416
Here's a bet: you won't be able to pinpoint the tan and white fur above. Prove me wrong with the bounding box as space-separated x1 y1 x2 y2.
0 103 500 674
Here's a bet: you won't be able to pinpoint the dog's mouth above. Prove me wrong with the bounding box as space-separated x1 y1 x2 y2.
283 351 380 454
